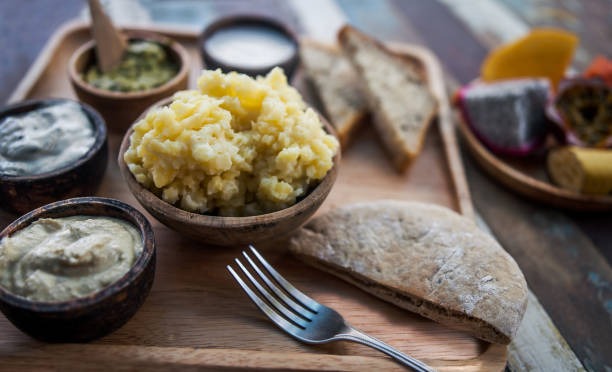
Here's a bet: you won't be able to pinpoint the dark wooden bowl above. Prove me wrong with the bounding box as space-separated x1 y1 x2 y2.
0 99 108 215
117 98 339 246
0 197 156 342
68 30 190 133
200 15 299 79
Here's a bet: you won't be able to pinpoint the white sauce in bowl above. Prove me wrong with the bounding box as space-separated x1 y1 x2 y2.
0 101 95 176
205 25 296 69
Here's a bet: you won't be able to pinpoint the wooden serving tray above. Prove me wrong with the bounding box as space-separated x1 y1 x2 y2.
0 21 505 371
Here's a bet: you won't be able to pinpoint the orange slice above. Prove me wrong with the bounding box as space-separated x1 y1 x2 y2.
481 28 578 89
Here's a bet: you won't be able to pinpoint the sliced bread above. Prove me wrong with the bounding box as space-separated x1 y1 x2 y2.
339 25 438 172
289 201 528 344
300 40 368 147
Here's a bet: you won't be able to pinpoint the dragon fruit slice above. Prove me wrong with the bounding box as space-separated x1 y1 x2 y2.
455 79 552 156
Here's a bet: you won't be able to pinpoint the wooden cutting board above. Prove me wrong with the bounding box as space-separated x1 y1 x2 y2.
0 21 505 371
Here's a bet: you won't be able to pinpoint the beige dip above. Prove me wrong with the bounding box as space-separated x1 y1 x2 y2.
0 216 143 302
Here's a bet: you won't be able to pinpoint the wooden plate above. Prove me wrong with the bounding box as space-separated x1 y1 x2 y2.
457 115 612 211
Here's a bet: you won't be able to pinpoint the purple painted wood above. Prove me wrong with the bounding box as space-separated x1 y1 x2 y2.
388 0 489 85
0 0 83 104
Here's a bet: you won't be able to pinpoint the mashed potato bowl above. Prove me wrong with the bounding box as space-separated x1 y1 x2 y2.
118 68 339 246
118 111 338 246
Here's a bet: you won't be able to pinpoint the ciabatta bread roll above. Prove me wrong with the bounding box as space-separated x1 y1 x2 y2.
289 201 528 344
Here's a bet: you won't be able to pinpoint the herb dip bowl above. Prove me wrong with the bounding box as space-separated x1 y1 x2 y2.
68 30 190 133
0 98 108 215
0 197 156 342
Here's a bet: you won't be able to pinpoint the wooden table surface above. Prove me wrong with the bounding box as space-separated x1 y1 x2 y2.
0 1 610 371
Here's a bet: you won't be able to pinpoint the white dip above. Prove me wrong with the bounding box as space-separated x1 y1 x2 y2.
205 24 296 69
0 101 95 176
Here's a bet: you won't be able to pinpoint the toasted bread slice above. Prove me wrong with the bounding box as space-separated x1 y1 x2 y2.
339 25 438 172
300 40 367 147
289 201 528 345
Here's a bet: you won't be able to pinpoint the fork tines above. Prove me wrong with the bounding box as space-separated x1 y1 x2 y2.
228 246 434 371
227 245 319 333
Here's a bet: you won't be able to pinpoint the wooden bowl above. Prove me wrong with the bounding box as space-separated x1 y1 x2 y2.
200 15 299 79
68 30 190 133
117 99 339 246
0 99 108 215
0 197 156 342
457 114 612 211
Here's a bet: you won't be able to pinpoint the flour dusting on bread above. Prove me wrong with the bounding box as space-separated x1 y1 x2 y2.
289 200 528 344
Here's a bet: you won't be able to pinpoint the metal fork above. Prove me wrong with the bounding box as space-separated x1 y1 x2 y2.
227 245 434 372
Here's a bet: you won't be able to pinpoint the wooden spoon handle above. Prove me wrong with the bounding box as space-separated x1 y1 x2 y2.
88 0 127 73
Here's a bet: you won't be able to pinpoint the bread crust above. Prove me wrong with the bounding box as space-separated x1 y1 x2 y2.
289 201 528 344
300 39 368 148
338 25 438 172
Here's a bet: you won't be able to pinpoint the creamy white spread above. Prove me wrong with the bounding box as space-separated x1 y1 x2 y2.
0 101 95 176
205 25 296 69
0 216 143 302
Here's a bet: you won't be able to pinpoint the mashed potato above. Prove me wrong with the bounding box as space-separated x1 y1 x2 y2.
124 68 338 216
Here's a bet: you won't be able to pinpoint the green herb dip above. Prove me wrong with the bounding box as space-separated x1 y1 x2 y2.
84 40 179 92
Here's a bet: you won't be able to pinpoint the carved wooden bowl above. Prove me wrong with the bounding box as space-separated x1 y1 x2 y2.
0 197 156 342
68 30 190 132
118 99 339 247
200 15 299 79
0 99 108 215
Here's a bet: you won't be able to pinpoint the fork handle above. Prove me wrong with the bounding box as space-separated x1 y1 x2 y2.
338 327 434 371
